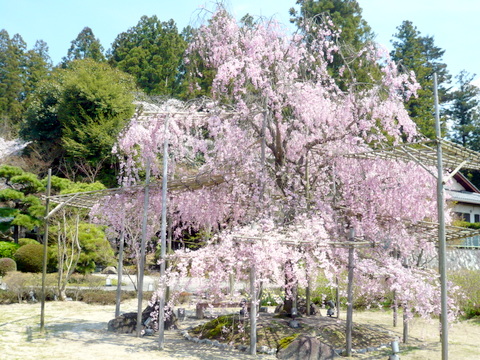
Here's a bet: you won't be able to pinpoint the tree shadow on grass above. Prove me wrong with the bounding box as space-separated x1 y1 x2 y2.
43 319 275 359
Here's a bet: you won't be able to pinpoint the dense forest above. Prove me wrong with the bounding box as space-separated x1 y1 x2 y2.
1 0 479 245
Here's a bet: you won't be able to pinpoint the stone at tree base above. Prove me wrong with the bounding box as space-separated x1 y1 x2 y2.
277 336 336 359
288 319 300 328
107 305 178 333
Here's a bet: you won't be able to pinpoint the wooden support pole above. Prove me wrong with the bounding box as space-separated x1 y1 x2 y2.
336 276 340 319
250 265 257 355
393 290 398 327
158 114 170 350
306 280 311 316
345 228 355 357
435 73 449 360
115 230 125 317
229 273 235 298
136 159 150 337
403 308 409 343
40 169 51 332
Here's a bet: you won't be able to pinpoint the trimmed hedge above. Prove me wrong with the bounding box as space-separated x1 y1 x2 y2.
0 257 17 276
14 243 44 273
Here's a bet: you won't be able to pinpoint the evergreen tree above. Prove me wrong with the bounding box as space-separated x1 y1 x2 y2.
177 25 216 99
447 71 480 149
290 0 373 47
0 30 51 136
62 27 105 65
109 16 186 96
289 0 379 88
390 20 450 139
0 165 45 243
20 59 136 184
23 40 52 107
0 30 26 131
59 59 135 165
20 70 63 144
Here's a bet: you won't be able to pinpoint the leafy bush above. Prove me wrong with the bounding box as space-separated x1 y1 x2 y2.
49 222 115 275
14 243 44 272
0 241 20 258
450 269 480 319
0 257 17 276
18 238 40 246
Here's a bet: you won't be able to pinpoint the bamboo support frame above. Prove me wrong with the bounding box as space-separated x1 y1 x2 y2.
38 93 480 359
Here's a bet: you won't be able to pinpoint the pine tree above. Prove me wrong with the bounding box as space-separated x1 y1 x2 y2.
447 71 480 149
23 40 52 108
290 0 373 47
390 21 450 139
290 0 379 88
109 16 186 96
0 30 26 131
62 27 105 65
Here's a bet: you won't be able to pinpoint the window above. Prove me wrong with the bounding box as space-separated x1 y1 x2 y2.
455 212 471 222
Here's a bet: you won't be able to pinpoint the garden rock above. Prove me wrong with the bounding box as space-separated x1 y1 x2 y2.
277 336 336 360
107 305 178 333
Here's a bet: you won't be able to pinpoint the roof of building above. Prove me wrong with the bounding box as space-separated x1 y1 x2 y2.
453 172 480 193
447 189 480 205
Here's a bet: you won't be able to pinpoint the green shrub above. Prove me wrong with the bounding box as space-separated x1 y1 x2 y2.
450 269 480 319
0 257 17 276
0 241 20 258
49 223 115 275
14 243 44 273
18 238 40 246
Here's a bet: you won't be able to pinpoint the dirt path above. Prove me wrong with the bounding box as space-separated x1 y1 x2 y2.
1 300 479 359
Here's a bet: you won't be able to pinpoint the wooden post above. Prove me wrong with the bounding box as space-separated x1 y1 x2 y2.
250 264 257 355
229 273 235 298
158 113 170 350
40 169 51 332
336 276 340 319
393 290 398 327
306 277 311 316
434 73 449 360
345 228 355 357
115 230 125 317
136 159 150 337
403 308 409 343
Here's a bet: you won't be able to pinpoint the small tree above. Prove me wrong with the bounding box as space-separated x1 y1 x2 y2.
0 165 45 242
54 211 80 300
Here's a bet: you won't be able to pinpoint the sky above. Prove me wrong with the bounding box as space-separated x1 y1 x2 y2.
1 0 479 85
